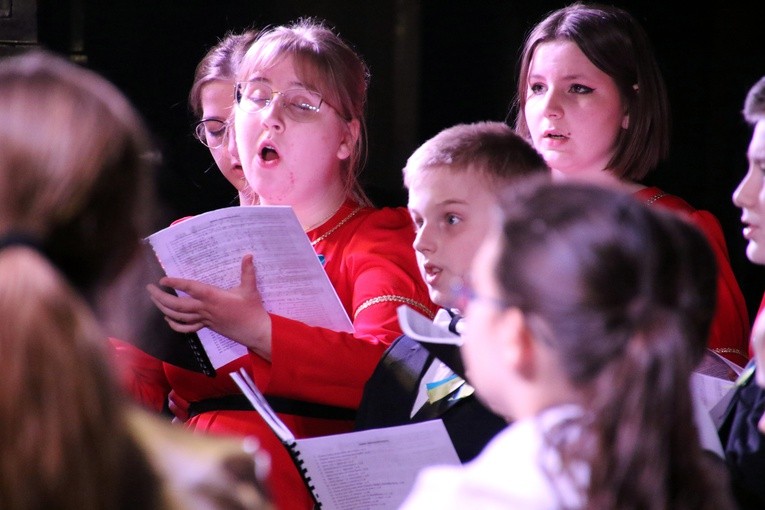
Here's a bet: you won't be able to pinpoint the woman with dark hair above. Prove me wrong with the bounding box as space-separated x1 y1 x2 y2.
513 2 750 366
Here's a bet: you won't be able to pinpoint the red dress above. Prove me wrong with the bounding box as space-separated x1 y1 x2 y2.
635 187 750 366
113 199 437 510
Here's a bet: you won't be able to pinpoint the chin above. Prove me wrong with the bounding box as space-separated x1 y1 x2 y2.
747 242 765 265
429 289 447 309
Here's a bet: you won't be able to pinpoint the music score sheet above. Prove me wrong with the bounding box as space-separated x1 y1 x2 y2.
231 368 461 510
147 206 353 369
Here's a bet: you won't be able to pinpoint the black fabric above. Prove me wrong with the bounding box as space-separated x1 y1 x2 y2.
355 334 506 463
447 311 462 335
717 371 765 509
188 394 356 421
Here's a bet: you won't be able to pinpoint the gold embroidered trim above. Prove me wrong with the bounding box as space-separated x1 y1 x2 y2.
711 347 749 359
311 205 364 246
354 295 435 320
645 191 667 205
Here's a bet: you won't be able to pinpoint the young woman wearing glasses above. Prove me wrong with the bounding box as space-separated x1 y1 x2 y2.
112 28 316 510
189 29 259 207
145 18 436 510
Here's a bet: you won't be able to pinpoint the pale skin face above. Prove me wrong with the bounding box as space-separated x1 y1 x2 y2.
234 54 358 227
524 40 629 187
733 121 765 265
461 230 580 422
200 80 256 205
406 167 499 310
733 119 765 432
460 231 516 419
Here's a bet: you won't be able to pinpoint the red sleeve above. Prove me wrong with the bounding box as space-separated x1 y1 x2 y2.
639 188 752 366
109 337 171 412
258 207 437 409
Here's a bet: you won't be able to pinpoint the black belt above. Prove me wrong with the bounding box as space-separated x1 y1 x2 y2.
187 394 357 421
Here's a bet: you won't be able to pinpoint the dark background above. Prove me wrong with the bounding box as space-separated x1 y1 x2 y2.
10 1 765 318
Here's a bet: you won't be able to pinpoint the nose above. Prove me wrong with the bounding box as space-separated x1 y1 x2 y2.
225 122 240 162
541 87 563 119
733 166 757 209
260 94 285 132
412 222 436 254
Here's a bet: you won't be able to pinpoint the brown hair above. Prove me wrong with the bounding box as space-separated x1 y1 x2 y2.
0 50 156 301
189 29 260 119
513 2 670 180
0 50 164 509
493 179 734 510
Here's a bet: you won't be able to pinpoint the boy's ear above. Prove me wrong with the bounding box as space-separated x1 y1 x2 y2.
337 118 360 161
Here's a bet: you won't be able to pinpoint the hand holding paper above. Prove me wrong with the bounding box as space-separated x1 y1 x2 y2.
145 206 353 372
148 253 274 359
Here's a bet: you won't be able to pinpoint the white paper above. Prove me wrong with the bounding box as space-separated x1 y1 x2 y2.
691 372 737 412
230 368 461 510
147 206 353 369
230 369 295 443
397 305 462 346
691 349 742 413
297 420 458 510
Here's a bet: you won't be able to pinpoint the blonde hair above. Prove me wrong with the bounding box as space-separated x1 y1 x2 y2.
403 121 549 190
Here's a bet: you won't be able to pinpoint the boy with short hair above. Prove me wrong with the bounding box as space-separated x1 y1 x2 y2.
355 121 550 461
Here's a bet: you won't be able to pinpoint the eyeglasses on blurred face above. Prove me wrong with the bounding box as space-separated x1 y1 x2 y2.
449 281 510 313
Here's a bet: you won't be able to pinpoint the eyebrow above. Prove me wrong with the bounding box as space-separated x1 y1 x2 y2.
528 72 591 82
248 76 310 90
435 198 471 209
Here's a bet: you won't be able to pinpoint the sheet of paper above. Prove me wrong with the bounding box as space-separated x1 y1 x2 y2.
231 369 294 443
691 372 737 412
298 420 460 510
147 206 353 369
397 305 462 346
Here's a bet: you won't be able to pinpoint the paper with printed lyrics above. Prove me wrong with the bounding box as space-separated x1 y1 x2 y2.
230 368 461 510
146 206 353 371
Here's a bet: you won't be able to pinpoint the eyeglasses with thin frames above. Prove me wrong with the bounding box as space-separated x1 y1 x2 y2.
193 118 229 149
450 281 510 313
234 81 326 122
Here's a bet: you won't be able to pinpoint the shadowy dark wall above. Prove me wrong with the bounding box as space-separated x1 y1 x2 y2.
32 1 765 319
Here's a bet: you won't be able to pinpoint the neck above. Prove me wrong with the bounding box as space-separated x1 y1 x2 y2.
296 190 348 232
238 190 258 206
551 167 644 193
